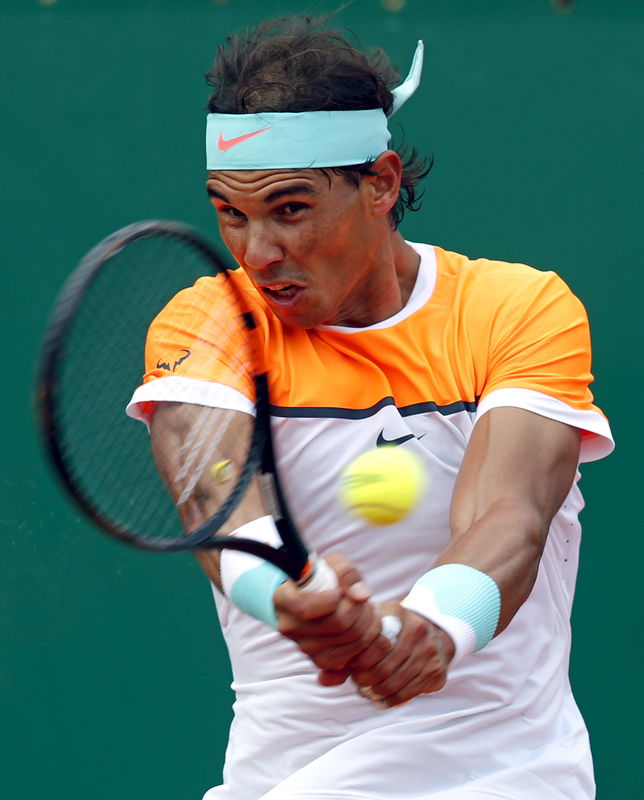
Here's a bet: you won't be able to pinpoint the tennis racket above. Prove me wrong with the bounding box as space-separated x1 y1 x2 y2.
37 219 402 650
36 219 342 591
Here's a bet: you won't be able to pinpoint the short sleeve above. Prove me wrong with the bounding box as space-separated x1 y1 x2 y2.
471 265 613 462
126 274 256 424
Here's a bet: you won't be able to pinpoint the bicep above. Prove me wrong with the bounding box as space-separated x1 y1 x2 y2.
450 406 581 540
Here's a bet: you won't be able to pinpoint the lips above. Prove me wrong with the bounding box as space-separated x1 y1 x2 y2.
264 284 299 298
257 281 305 305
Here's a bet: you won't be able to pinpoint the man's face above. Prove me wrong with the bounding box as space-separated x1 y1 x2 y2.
206 168 391 329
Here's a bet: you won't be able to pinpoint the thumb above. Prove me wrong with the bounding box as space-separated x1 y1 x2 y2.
346 580 372 603
318 668 351 686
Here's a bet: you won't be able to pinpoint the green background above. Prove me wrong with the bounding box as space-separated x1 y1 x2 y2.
2 1 642 798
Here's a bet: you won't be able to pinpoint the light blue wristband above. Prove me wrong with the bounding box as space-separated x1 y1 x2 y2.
401 564 501 665
228 560 288 628
219 517 288 628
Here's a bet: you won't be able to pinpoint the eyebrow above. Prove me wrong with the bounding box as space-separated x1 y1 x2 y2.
206 186 227 201
206 183 318 204
265 184 318 204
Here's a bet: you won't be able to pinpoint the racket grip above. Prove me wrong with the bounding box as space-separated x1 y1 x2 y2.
298 557 338 592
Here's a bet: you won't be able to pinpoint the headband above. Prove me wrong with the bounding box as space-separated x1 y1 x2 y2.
206 40 424 171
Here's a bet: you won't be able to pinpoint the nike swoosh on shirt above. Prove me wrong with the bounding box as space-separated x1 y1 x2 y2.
217 127 270 151
376 431 416 447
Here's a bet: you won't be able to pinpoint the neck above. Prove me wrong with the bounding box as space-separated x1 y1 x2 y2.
331 231 420 328
392 232 421 307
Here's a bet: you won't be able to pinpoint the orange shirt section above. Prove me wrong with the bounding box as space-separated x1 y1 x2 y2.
140 246 603 421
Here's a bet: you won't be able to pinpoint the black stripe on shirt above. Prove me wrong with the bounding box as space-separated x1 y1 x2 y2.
269 397 478 420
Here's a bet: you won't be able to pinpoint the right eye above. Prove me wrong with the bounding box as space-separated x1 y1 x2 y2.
218 205 246 221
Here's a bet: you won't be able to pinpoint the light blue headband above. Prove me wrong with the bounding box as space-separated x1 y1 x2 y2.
206 40 424 170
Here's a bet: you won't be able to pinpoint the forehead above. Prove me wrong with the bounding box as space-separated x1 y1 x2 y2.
206 168 334 201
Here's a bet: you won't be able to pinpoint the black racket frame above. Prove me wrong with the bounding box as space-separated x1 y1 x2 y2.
36 220 309 580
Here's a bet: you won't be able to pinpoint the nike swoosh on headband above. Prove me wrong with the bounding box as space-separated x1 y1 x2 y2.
206 40 423 170
217 127 271 151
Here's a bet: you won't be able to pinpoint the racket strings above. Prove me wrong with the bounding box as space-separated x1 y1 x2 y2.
51 230 255 542
174 411 236 509
162 274 257 516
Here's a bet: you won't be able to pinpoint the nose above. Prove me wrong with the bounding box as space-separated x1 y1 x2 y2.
243 222 283 270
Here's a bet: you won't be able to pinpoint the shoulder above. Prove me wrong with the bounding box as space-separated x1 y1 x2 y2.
149 268 271 332
435 246 568 291
432 246 586 323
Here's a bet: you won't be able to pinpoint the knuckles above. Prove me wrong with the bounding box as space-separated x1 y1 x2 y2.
407 613 433 644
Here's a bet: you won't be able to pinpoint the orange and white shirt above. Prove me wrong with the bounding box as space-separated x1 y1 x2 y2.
128 243 613 800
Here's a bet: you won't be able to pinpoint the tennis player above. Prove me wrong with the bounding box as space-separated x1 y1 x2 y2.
127 15 613 800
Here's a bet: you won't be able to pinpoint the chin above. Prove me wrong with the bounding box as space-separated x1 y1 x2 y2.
277 312 322 330
267 302 321 330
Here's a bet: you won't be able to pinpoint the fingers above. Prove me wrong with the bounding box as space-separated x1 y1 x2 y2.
318 668 350 686
351 607 454 708
274 554 389 672
325 553 372 603
272 555 454 708
274 578 343 625
291 612 384 667
273 552 371 626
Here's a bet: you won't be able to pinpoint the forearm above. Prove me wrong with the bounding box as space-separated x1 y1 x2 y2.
348 479 570 706
149 401 261 594
396 409 580 667
434 500 548 633
438 408 580 634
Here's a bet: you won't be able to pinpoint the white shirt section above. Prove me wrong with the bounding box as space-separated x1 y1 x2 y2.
126 376 255 423
477 387 614 462
202 399 596 799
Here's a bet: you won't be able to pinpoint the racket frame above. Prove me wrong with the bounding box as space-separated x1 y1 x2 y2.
36 221 312 581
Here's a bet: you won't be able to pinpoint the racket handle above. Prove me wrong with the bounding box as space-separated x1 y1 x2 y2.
299 558 402 645
298 557 338 592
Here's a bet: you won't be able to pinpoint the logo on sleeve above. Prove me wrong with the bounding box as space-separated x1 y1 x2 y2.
156 348 191 372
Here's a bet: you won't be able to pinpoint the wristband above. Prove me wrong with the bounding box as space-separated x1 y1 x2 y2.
401 564 501 666
219 516 288 628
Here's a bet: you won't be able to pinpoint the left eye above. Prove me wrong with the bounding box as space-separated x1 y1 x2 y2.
223 206 245 218
279 203 307 215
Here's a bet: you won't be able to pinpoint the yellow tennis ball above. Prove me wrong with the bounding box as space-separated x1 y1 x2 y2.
338 446 426 525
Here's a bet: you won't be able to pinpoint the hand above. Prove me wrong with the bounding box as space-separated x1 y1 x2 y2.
333 603 455 708
273 554 394 677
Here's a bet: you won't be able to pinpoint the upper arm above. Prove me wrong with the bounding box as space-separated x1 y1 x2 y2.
450 406 581 542
442 406 581 631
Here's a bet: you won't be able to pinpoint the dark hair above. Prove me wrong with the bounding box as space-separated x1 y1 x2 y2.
205 14 432 228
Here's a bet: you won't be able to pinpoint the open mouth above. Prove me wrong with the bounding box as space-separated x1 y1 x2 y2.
262 284 302 300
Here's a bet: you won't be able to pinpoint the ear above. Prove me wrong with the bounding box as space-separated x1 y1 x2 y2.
367 151 403 217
